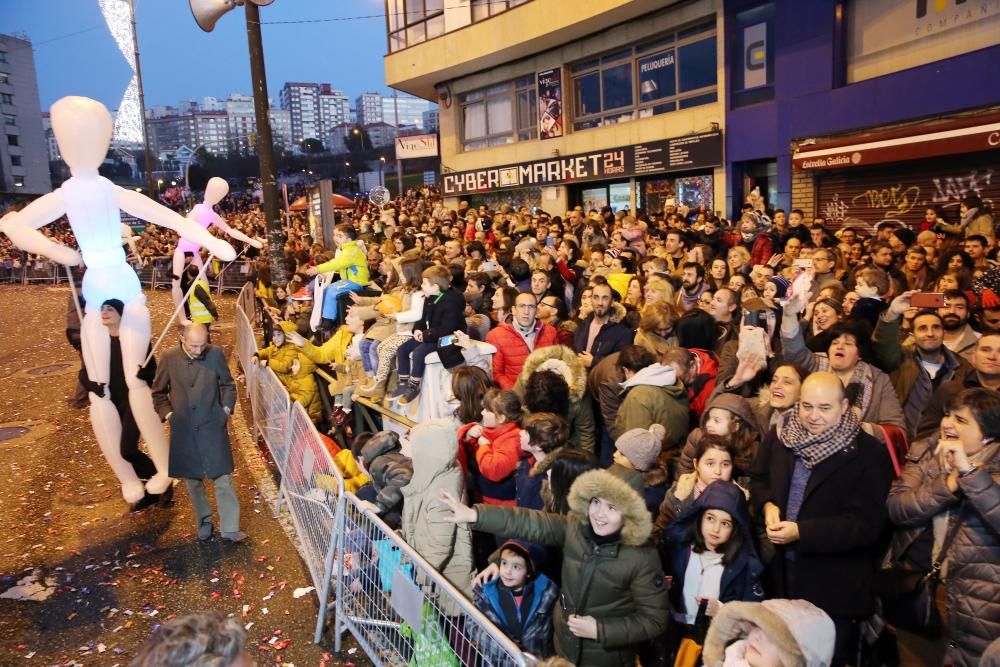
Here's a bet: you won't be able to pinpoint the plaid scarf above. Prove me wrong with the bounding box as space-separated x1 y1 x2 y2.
780 403 861 469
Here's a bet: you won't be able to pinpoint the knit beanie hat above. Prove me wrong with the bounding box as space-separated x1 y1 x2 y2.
767 275 790 299
498 539 545 579
892 227 916 248
102 298 125 316
614 423 666 471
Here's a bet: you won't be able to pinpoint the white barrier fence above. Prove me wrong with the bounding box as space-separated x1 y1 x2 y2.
335 493 529 666
231 287 526 663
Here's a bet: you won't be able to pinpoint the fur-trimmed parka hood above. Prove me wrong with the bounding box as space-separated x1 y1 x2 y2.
514 344 587 401
702 599 835 667
566 469 653 547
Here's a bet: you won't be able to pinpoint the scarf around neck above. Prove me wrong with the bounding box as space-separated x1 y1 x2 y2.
780 403 860 469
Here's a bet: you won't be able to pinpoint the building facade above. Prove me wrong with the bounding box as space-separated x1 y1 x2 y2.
355 92 384 126
0 34 51 195
422 109 440 132
383 0 725 213
318 85 351 134
723 0 1000 228
281 82 320 145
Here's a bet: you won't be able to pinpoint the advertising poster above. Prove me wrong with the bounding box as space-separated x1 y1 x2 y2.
537 68 563 140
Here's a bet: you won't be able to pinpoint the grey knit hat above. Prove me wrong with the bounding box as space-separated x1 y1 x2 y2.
614 424 666 471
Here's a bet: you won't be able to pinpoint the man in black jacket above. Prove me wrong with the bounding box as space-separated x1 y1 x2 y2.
750 372 892 666
572 281 634 372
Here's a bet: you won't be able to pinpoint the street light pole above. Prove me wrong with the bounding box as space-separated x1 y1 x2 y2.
244 1 287 286
128 0 156 195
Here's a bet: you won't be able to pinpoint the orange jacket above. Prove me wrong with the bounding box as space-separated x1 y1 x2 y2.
485 321 560 390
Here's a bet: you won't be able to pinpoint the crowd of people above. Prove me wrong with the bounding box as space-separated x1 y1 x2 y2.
237 185 999 667
6 179 1000 666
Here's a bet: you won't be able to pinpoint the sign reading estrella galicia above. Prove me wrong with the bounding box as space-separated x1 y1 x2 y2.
442 131 722 195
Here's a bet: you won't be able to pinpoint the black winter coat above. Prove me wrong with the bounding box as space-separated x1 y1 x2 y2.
748 427 893 618
571 303 634 369
415 287 467 342
152 344 237 479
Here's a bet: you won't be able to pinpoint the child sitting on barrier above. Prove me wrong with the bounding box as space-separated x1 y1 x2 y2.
253 321 322 422
305 223 370 330
390 265 467 406
472 540 558 661
459 389 525 507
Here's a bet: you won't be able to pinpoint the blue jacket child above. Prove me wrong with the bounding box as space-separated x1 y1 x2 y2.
661 480 764 626
473 540 558 659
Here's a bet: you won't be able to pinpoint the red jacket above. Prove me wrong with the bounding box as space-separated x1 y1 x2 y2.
723 231 774 267
485 321 560 389
474 422 524 506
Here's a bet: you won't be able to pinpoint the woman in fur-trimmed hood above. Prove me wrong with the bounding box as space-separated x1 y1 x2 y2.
513 345 597 455
443 469 669 667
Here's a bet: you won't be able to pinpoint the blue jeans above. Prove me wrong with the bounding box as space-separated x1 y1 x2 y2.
320 279 363 320
396 338 437 379
359 338 379 375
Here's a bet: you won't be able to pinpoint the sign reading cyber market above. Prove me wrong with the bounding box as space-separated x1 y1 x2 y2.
442 131 722 196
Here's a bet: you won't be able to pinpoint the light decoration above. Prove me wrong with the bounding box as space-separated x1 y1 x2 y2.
99 0 144 143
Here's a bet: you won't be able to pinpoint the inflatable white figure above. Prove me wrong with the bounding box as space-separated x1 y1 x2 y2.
171 177 262 325
0 97 236 503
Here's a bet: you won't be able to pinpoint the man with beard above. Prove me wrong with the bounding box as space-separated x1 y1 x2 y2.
676 261 710 312
873 293 971 439
915 332 1000 440
750 372 891 667
939 290 980 361
573 281 633 370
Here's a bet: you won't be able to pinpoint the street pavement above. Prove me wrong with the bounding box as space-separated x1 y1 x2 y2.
0 285 370 666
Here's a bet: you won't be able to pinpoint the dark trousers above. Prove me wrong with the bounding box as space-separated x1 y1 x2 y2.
831 616 860 667
116 400 157 480
396 339 437 379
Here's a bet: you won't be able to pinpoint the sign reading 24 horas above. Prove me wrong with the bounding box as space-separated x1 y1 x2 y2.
442 131 722 195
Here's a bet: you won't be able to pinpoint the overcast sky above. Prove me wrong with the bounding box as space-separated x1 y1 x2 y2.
2 0 393 112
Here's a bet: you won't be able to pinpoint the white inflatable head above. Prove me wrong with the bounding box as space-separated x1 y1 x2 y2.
204 177 229 206
50 96 113 174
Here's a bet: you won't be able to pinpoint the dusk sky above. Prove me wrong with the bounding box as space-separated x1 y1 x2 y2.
1 0 393 112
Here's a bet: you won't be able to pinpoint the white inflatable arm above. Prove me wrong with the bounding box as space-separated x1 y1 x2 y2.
115 187 236 261
208 209 263 248
0 190 81 266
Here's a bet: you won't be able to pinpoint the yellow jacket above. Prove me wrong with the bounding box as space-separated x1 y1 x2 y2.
257 322 322 422
334 450 370 493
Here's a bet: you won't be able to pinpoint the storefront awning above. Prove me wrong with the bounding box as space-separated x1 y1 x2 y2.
793 114 1000 171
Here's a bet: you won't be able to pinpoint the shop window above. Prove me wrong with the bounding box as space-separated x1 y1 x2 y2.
1 93 12 105
3 113 14 126
11 155 21 166
0 73 9 85
571 19 718 131
14 176 24 187
460 77 536 151
0 51 7 63
6 134 17 146
731 3 775 108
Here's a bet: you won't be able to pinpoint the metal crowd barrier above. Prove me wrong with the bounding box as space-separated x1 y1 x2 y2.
334 493 528 666
251 365 292 478
216 260 252 294
0 263 25 284
150 256 175 290
23 260 58 284
234 307 258 380
230 288 525 662
282 402 346 644
237 281 257 324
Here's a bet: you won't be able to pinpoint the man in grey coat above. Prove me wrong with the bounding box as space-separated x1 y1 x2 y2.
153 324 243 542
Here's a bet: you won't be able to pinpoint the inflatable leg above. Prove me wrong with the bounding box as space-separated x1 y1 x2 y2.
120 297 173 494
81 307 144 502
171 249 191 327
